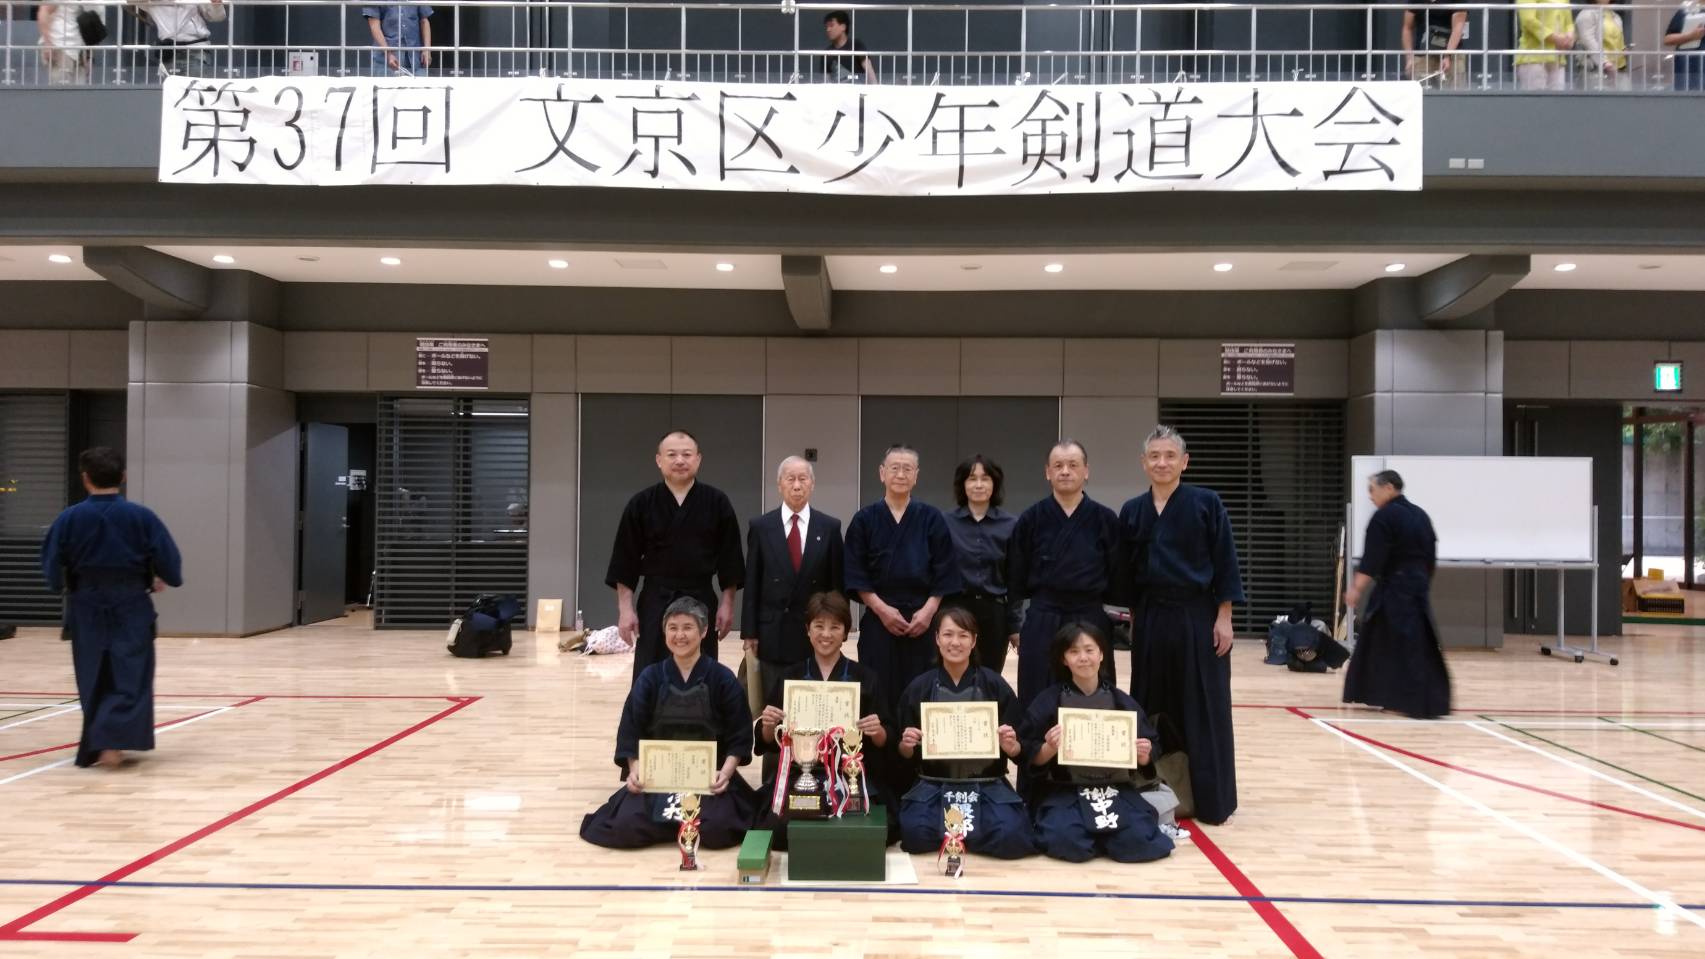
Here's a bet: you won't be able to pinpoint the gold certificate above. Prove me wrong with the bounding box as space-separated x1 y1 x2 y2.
1057 707 1141 769
919 700 1000 761
636 739 717 794
783 680 861 732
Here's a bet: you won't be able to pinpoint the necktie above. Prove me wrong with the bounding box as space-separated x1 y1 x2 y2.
788 514 803 572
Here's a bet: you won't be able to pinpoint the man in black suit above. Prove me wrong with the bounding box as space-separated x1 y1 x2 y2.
741 455 845 774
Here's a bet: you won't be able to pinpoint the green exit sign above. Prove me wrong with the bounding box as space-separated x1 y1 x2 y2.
1654 361 1683 393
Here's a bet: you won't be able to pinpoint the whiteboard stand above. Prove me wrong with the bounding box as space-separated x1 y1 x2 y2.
1344 504 1614 668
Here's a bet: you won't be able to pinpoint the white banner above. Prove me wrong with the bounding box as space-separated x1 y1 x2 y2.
158 76 1422 194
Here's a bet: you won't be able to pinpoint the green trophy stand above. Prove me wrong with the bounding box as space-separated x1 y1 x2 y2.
786 808 888 881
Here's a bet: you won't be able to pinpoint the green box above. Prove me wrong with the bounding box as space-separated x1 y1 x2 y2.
786 808 888 882
737 829 773 885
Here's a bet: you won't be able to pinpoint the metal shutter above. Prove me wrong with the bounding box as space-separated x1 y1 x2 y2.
1157 401 1346 636
0 393 70 624
374 396 530 628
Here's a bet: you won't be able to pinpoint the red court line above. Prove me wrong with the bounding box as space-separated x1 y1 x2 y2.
0 701 255 764
0 695 479 944
1184 819 1324 959
1287 707 1705 835
0 691 465 701
1240 704 1705 717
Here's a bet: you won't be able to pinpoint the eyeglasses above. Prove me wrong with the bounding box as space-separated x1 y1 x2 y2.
885 464 917 475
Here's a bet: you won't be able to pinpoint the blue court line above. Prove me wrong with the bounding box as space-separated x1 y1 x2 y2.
0 878 1697 912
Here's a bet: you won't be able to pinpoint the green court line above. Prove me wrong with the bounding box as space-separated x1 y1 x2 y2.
0 702 70 724
1598 716 1705 757
1478 715 1705 805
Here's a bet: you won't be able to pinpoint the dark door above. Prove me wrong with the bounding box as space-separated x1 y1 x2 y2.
298 423 349 625
1505 403 1621 637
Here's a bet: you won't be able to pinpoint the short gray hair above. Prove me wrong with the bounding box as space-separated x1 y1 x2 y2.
1144 425 1187 455
882 444 920 465
776 455 816 483
1369 469 1404 491
663 596 709 632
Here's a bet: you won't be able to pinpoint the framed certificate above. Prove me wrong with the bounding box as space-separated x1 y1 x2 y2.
636 739 717 794
919 700 1000 761
783 680 861 732
1057 707 1141 769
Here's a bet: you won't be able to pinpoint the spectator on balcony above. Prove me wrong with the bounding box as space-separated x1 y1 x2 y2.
36 3 104 85
1664 0 1705 90
1576 0 1630 91
1402 0 1468 89
1515 0 1574 90
130 0 225 80
363 3 433 77
823 10 876 84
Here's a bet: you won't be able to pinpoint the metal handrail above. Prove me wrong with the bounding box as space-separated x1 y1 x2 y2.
6 0 1704 91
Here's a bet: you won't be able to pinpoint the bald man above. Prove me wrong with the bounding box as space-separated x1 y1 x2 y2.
741 456 845 704
607 429 745 684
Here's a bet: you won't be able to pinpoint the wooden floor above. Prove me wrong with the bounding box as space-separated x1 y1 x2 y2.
1 616 1702 958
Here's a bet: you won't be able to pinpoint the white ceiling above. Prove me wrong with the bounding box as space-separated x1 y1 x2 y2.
1515 254 1705 291
0 246 103 281
827 253 1460 291
148 246 785 289
6 244 1705 292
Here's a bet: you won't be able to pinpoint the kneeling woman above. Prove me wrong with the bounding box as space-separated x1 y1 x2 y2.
1023 623 1173 863
753 591 898 846
895 606 1036 859
581 597 758 850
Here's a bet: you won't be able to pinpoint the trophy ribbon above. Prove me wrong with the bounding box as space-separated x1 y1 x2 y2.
770 729 794 816
819 726 846 817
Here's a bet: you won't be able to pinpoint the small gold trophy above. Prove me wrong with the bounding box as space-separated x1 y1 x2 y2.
942 805 966 878
677 793 702 871
784 728 828 817
840 727 866 815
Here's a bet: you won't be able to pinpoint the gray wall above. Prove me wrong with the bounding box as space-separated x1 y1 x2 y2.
1506 339 1705 402
1349 329 1506 647
129 320 297 636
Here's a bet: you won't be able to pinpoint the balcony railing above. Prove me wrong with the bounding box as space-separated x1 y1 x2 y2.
6 1 1704 91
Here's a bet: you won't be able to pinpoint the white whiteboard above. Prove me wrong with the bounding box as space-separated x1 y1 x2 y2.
1350 456 1593 563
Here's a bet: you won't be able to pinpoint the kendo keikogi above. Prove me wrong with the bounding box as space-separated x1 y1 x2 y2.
40 447 183 769
1120 447 1245 826
1022 680 1174 863
580 655 758 849
894 666 1036 859
606 476 745 685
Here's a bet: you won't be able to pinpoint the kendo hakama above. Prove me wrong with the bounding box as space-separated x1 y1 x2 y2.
1342 495 1452 719
580 657 758 849
1022 682 1173 863
750 655 900 847
605 481 745 684
894 667 1036 859
1120 483 1244 825
40 494 182 768
1007 495 1123 708
844 499 961 710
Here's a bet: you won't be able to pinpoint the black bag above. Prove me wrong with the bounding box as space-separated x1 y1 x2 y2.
446 594 521 658
76 10 107 46
0 624 16 641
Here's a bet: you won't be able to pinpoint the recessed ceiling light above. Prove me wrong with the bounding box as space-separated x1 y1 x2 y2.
879 264 898 274
1213 262 1234 273
1638 263 1663 271
48 253 73 264
1384 262 1406 273
380 256 402 266
296 255 320 263
715 262 735 272
1043 263 1064 274
212 254 235 265
547 259 569 270
959 263 983 271
1554 262 1577 273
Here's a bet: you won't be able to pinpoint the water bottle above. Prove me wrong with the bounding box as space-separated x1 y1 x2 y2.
573 609 584 631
